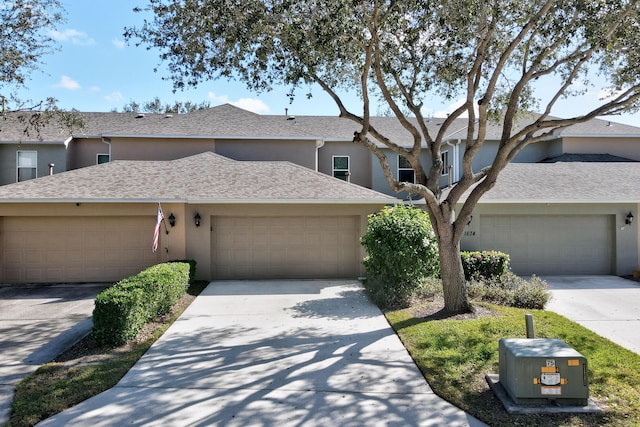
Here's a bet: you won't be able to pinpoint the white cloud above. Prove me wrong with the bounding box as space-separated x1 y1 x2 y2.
104 91 124 102
54 75 81 90
49 29 95 45
112 39 126 49
207 92 270 114
89 86 101 93
598 87 626 101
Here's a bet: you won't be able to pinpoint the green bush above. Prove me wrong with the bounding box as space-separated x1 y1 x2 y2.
461 251 510 280
360 205 439 308
467 272 550 309
93 261 193 347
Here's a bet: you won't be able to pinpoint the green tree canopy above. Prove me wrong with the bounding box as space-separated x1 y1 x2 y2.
127 0 640 312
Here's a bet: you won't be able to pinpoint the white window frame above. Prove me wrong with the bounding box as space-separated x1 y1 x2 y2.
97 153 111 164
398 155 416 183
16 150 38 182
332 155 350 182
441 150 450 176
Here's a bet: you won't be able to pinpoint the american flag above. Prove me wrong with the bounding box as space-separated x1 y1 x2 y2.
152 203 164 253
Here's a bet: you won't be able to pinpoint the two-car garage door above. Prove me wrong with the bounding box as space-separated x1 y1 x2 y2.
211 216 361 279
479 215 614 275
1 217 159 283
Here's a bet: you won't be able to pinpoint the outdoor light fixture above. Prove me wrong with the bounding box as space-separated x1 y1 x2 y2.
626 212 634 225
194 212 201 227
168 213 176 227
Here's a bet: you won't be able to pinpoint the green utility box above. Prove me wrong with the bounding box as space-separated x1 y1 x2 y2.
499 338 589 406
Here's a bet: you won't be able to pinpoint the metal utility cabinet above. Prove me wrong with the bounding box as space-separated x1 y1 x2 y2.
499 338 589 406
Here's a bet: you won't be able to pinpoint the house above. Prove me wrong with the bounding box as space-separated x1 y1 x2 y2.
459 162 640 276
0 152 398 283
0 104 639 281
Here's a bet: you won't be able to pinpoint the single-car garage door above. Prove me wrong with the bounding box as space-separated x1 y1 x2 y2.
479 215 614 275
1 216 160 283
212 216 361 279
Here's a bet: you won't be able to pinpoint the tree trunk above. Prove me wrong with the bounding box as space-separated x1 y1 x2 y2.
437 226 473 313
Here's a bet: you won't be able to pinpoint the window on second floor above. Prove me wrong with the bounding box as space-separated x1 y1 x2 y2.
17 151 37 182
398 156 416 183
97 153 110 164
333 156 350 181
441 151 450 176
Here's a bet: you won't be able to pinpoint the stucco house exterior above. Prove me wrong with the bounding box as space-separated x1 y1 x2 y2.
1 104 639 281
0 152 397 283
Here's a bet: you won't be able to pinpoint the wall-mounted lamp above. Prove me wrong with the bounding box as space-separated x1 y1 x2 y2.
626 212 634 225
168 213 176 227
194 212 201 227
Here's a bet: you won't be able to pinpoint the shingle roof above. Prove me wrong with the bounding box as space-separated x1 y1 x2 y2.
462 162 640 203
4 103 639 145
0 152 399 204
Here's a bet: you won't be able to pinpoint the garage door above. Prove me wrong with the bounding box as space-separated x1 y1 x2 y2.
479 215 613 275
212 216 360 279
1 217 160 283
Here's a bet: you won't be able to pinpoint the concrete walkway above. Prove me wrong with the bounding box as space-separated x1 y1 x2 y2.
40 280 486 426
544 275 640 355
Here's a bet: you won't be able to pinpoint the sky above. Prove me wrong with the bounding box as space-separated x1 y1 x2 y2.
9 1 640 127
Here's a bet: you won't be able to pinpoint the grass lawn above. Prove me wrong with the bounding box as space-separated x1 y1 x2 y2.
386 302 640 427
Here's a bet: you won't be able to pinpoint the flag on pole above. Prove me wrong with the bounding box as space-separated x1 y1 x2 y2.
152 203 164 253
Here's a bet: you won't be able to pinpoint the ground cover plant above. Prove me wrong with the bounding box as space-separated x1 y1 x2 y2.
386 302 640 427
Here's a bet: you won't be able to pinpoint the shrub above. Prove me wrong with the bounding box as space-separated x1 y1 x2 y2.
461 251 510 280
467 272 550 309
360 205 439 308
93 261 193 346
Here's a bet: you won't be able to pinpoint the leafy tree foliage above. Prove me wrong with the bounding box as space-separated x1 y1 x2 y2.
113 97 211 114
361 205 439 308
127 0 640 312
1 0 81 137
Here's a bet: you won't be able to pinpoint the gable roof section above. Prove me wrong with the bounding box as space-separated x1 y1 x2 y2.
461 162 640 203
0 152 399 204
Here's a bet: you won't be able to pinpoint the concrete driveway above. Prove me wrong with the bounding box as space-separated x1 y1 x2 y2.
40 280 486 426
0 283 109 424
544 276 640 355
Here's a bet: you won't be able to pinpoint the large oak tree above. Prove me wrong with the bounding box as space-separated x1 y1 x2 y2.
127 0 640 312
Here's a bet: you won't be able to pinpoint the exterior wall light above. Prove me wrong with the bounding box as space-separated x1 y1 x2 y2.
168 213 176 227
626 212 634 225
194 212 201 227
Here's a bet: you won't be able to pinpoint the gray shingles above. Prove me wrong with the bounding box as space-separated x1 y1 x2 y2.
0 152 399 203
465 162 640 203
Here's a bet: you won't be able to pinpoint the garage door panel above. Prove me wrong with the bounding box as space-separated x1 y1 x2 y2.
1 216 160 283
212 216 360 279
479 215 613 275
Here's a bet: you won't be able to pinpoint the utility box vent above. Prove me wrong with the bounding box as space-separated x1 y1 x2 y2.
499 338 589 406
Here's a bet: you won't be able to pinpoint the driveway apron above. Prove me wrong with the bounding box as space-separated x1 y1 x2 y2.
544 275 640 355
0 283 109 425
39 280 485 426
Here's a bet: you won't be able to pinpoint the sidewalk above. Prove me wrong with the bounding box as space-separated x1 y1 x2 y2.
39 280 486 426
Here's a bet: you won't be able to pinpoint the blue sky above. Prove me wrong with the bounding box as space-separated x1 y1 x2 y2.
10 1 640 127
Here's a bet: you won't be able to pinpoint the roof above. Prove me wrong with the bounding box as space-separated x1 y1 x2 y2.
540 153 637 163
461 162 640 203
0 152 399 204
3 104 640 146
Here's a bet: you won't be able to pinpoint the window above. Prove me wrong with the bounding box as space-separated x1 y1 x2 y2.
97 153 110 164
441 151 449 176
398 156 415 183
332 156 350 181
17 151 37 182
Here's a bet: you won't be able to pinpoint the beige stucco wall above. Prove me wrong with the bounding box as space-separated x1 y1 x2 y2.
562 136 640 160
215 139 317 170
111 137 217 162
66 138 109 170
318 141 372 188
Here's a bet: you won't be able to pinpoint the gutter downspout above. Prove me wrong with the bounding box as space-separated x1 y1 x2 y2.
102 137 112 161
315 139 325 171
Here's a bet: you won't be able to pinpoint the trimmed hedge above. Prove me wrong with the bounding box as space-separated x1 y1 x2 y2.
93 261 194 347
461 250 510 280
